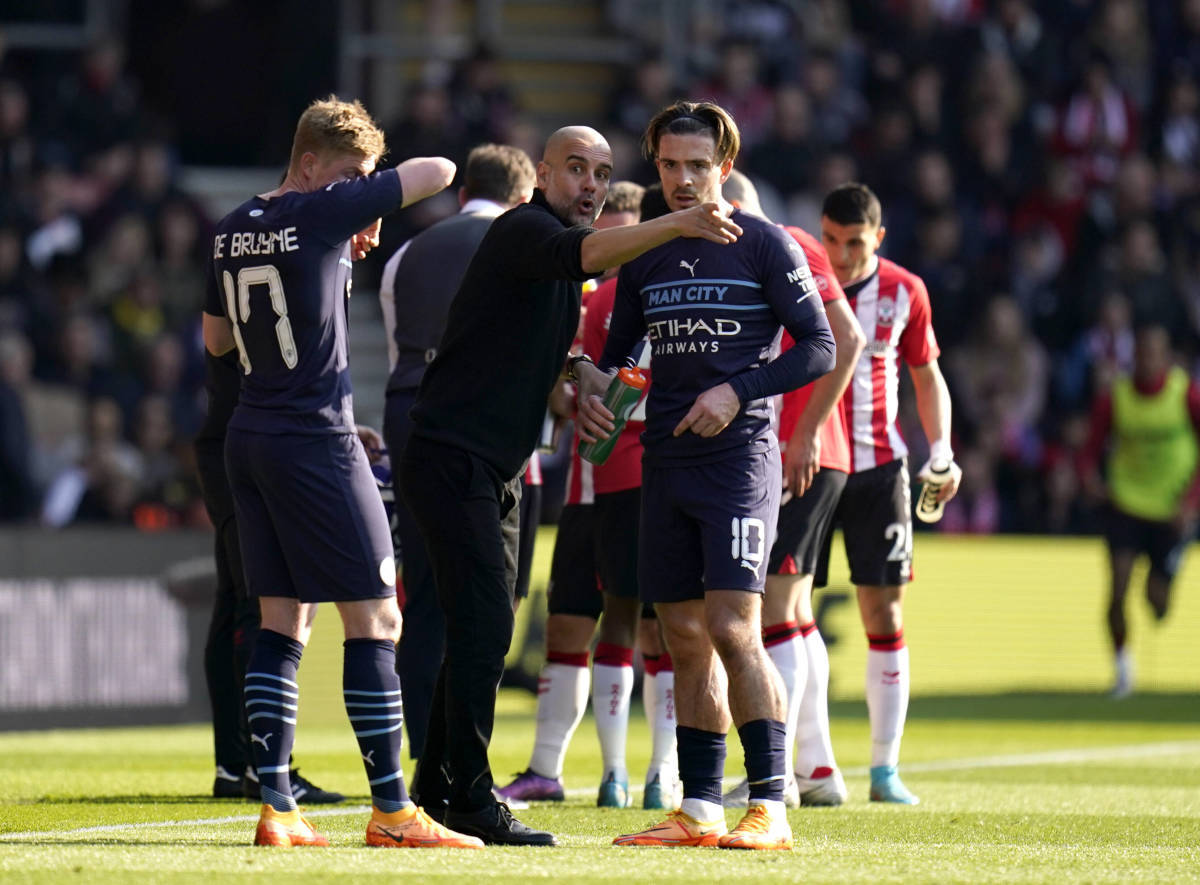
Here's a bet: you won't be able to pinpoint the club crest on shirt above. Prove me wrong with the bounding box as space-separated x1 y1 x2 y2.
877 296 896 327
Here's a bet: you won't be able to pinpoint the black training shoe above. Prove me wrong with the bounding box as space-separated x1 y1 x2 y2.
242 768 345 804
212 766 244 799
444 801 558 846
289 769 345 804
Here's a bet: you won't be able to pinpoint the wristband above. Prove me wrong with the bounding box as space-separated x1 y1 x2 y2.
928 439 954 463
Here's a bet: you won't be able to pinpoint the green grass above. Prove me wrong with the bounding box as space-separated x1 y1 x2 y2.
1 533 1199 882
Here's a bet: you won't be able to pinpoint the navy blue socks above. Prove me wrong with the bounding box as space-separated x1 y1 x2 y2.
244 629 304 812
344 638 409 812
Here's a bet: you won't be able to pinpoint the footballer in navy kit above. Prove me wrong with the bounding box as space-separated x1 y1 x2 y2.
577 101 834 851
201 96 482 851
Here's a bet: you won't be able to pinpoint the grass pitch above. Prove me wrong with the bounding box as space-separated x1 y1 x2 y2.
1 533 1198 882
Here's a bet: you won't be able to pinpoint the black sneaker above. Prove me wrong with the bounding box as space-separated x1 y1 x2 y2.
242 768 345 804
290 769 345 804
212 766 244 799
444 801 558 846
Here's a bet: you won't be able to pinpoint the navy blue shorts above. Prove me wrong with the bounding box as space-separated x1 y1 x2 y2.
225 428 396 603
639 449 781 602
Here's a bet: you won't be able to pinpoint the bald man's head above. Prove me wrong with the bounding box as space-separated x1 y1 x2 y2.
537 126 613 226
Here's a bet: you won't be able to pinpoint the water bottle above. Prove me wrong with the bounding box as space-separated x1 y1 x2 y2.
578 365 648 466
914 458 952 523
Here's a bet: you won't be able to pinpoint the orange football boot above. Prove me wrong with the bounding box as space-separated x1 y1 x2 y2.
717 804 794 850
612 810 727 847
365 805 485 849
253 805 329 847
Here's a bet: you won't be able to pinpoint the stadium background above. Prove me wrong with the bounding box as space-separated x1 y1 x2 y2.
1 0 1198 726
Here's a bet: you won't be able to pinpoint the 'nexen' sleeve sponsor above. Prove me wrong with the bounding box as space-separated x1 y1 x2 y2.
598 266 648 370
307 170 405 246
726 225 834 404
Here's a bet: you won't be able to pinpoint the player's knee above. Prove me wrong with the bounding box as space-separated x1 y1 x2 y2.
705 609 757 661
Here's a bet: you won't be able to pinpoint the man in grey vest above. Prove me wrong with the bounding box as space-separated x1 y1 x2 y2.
380 143 536 762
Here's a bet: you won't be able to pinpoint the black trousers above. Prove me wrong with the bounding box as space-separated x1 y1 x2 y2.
196 441 260 776
398 435 521 812
383 389 445 758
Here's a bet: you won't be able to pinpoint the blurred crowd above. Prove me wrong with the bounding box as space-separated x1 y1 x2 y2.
2 0 1199 535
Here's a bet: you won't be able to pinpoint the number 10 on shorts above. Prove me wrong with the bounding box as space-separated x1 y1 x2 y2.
731 517 766 577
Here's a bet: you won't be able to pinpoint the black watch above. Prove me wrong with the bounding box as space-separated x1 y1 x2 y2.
565 353 594 382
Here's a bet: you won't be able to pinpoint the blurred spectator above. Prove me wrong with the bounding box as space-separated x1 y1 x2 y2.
448 45 518 147
1089 0 1153 111
385 82 469 166
0 78 36 197
696 42 774 148
48 36 140 161
1156 71 1200 167
606 54 678 143
743 83 818 202
0 329 37 521
1054 52 1138 190
905 62 950 147
40 395 139 527
975 0 1057 97
1056 291 1136 412
803 48 868 149
947 296 1048 467
939 447 1001 534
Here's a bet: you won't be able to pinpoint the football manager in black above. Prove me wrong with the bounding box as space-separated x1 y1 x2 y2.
398 124 743 846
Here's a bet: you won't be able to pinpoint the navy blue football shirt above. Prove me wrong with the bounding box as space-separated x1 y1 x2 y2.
204 171 403 434
600 209 833 465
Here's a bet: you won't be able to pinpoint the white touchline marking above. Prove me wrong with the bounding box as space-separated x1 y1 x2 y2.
565 740 1200 798
0 804 372 841
3 740 1198 841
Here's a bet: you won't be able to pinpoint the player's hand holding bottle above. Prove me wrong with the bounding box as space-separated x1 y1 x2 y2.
914 442 962 523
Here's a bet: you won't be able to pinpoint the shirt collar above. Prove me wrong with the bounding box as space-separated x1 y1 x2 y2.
459 198 508 217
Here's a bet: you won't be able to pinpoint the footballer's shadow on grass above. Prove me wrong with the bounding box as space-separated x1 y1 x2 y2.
831 691 1199 723
31 795 267 805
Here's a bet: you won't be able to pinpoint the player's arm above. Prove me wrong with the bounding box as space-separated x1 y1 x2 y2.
202 256 235 357
203 311 235 357
677 234 835 439
396 157 457 208
580 203 742 274
909 359 961 503
578 269 645 442
314 158 456 248
1177 380 1200 533
785 297 866 495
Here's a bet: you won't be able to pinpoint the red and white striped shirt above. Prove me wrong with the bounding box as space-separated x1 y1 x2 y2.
777 225 852 473
841 257 939 473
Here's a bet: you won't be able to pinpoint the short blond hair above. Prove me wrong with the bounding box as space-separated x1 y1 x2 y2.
289 95 387 168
